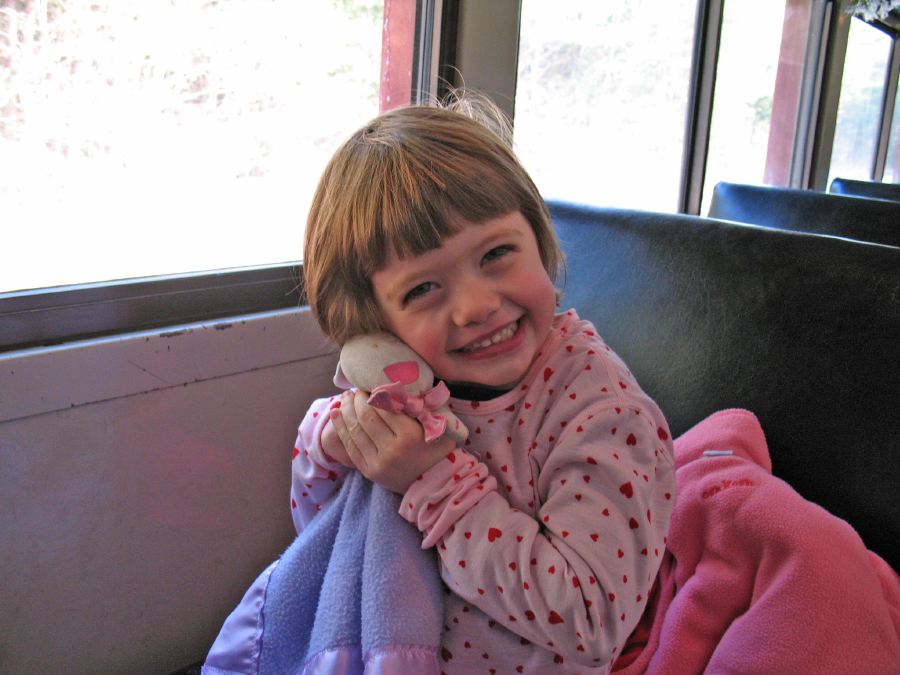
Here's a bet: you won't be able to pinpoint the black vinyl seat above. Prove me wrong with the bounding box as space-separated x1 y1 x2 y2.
548 199 900 569
830 177 900 203
707 181 900 247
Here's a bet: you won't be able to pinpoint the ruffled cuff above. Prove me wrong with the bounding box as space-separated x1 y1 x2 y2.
400 449 497 548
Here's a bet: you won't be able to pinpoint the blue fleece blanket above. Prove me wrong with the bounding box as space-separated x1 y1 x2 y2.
203 470 444 674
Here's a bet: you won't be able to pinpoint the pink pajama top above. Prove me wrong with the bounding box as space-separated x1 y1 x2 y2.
291 310 676 673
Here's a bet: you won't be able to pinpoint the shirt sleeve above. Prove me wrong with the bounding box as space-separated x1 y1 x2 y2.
403 397 676 668
289 395 353 534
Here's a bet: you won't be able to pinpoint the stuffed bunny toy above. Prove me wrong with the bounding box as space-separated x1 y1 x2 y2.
334 332 469 444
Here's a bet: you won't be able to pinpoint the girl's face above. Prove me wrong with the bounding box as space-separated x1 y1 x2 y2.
371 211 557 390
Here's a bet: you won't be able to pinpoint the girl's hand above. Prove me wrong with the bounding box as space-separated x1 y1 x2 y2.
329 390 455 494
320 413 355 468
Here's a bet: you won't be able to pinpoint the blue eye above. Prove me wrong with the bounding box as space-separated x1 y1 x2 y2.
483 244 514 263
403 281 437 304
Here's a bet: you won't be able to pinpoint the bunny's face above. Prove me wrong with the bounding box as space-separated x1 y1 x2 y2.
335 333 434 394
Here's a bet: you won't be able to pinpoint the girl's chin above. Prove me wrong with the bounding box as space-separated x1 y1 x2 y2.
444 358 532 391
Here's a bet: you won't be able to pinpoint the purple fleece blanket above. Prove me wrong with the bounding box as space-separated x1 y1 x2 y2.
202 469 444 674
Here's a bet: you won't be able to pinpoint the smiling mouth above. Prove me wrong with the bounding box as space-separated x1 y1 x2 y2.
458 320 520 353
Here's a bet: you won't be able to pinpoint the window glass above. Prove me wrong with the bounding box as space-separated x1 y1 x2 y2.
827 16 892 185
702 0 805 215
0 0 384 294
514 0 696 212
882 69 900 183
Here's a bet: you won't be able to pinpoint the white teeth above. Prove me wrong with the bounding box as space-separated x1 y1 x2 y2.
461 321 518 352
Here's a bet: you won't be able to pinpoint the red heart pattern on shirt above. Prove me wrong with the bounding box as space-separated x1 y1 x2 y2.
548 610 565 624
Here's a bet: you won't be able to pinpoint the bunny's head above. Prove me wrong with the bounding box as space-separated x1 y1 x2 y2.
334 333 468 443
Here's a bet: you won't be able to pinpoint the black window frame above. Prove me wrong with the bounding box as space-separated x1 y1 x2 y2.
0 264 303 353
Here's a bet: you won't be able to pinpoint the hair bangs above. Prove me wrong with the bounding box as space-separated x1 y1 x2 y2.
365 136 524 268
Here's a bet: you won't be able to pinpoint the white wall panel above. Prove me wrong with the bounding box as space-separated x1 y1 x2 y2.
0 311 339 673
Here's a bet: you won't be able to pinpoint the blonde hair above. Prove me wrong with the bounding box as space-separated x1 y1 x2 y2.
303 94 562 345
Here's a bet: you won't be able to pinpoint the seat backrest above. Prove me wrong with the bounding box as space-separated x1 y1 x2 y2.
830 177 900 203
707 182 900 247
547 200 900 569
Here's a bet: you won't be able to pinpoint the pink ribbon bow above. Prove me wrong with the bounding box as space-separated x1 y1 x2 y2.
367 381 451 442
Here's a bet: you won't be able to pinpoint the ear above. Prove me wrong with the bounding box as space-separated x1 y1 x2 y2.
383 360 420 385
333 362 353 389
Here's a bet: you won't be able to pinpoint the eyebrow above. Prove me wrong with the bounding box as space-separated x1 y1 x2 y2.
384 226 524 303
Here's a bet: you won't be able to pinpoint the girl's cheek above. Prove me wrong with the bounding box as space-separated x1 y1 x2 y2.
415 336 445 365
409 330 447 369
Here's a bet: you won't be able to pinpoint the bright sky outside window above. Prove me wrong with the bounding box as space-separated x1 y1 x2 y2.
514 0 696 213
702 1 802 215
0 0 383 294
828 16 892 184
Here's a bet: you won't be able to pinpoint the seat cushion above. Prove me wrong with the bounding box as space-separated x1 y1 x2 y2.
708 182 900 246
548 200 900 569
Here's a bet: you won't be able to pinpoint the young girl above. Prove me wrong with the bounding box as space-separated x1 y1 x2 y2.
291 102 676 673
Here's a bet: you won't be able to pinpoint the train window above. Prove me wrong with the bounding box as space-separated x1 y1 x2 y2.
828 15 893 183
702 0 812 214
0 0 385 296
885 75 900 182
0 0 419 352
513 0 696 213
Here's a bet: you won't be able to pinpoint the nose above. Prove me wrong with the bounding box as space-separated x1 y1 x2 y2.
450 278 501 327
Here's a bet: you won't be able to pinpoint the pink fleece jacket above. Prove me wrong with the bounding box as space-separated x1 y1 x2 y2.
614 408 900 674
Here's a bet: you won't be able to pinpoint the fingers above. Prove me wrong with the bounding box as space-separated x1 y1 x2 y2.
329 408 364 470
329 390 457 493
330 391 392 472
350 391 397 445
329 400 368 473
320 414 354 467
